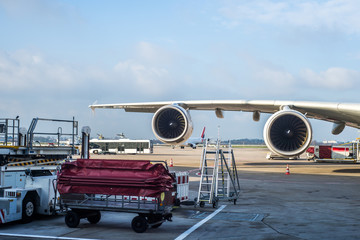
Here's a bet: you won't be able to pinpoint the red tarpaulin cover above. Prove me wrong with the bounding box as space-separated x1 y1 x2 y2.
57 159 176 198
319 146 332 159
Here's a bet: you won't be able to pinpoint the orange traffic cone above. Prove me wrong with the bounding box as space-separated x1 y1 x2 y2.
285 164 290 175
169 158 174 167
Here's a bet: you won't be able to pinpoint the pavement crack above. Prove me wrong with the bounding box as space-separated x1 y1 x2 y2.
262 217 305 240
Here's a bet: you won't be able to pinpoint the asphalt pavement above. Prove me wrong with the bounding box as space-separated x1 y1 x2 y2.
0 146 359 240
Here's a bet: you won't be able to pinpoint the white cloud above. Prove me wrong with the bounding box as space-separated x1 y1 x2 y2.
219 0 360 34
0 44 191 102
0 50 111 102
113 59 170 96
0 50 83 90
230 53 297 96
112 42 193 97
135 42 174 65
299 67 359 89
254 67 295 86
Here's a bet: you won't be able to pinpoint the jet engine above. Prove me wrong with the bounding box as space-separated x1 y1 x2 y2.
263 109 312 157
152 105 193 145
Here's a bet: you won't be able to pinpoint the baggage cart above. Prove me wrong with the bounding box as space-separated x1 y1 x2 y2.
60 192 174 233
57 158 176 233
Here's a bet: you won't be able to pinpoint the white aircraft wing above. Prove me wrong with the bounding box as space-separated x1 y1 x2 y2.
89 100 360 128
89 100 360 157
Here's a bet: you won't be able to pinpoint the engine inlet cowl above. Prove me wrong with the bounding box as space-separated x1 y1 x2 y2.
152 105 193 145
263 110 312 157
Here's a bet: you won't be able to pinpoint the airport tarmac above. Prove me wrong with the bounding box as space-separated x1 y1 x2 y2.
0 146 360 240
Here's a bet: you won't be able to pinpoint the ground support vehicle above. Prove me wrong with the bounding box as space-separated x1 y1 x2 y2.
307 139 360 163
0 166 59 224
266 152 299 160
0 117 79 224
57 158 176 233
0 117 78 166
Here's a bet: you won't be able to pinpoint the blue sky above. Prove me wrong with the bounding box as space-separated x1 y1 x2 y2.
1 0 360 142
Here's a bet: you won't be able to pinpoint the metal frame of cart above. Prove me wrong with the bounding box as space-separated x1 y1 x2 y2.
60 192 173 233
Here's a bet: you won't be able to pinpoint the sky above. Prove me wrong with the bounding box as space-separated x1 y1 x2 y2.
1 0 360 142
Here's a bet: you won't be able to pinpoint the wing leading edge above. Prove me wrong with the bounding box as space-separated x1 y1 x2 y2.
89 100 360 129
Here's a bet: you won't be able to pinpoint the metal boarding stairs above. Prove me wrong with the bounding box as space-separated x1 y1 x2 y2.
196 140 240 208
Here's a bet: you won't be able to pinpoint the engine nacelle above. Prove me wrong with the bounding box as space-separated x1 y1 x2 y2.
263 110 312 157
152 105 193 145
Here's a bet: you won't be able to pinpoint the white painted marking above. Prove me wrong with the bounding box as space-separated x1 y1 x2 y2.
251 213 260 222
0 233 99 240
175 205 226 240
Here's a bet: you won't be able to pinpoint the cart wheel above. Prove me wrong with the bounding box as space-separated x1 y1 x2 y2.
212 200 218 208
87 211 101 224
200 201 205 208
22 196 36 223
131 216 148 233
65 211 80 228
194 198 198 207
234 199 237 205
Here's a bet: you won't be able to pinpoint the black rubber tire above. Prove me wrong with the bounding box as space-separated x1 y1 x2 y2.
21 196 36 223
65 211 80 228
131 216 148 233
87 211 101 224
213 200 218 208
199 201 205 208
174 198 181 206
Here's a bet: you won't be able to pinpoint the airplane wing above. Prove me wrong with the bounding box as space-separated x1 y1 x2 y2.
89 100 360 128
89 100 360 157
